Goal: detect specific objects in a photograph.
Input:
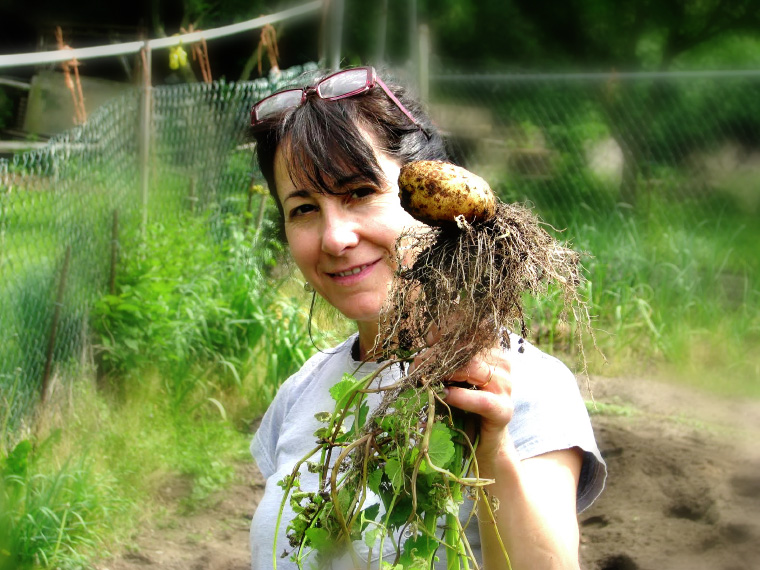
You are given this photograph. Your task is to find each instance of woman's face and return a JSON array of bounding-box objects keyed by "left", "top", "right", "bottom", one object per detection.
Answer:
[{"left": 274, "top": 141, "right": 426, "bottom": 327}]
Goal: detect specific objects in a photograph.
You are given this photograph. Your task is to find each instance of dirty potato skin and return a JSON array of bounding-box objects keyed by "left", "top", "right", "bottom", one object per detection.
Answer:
[{"left": 398, "top": 161, "right": 497, "bottom": 227}]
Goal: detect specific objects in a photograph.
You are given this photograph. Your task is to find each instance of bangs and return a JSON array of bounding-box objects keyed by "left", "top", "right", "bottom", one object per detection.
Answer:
[{"left": 278, "top": 95, "right": 387, "bottom": 195}]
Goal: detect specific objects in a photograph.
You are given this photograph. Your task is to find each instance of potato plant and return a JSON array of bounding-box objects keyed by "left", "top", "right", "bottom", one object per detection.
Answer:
[{"left": 275, "top": 162, "right": 592, "bottom": 569}]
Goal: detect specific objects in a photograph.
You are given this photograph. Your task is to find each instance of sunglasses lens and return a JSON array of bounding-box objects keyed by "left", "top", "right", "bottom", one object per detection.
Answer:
[
  {"left": 318, "top": 68, "right": 370, "bottom": 99},
  {"left": 254, "top": 89, "right": 303, "bottom": 122}
]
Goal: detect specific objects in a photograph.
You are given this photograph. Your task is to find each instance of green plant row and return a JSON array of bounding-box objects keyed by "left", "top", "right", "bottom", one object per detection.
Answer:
[
  {"left": 516, "top": 188, "right": 759, "bottom": 395},
  {"left": 1, "top": 207, "right": 335, "bottom": 569}
]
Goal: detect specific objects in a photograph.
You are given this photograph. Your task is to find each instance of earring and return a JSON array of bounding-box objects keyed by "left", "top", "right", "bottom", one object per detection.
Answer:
[{"left": 304, "top": 282, "right": 314, "bottom": 293}]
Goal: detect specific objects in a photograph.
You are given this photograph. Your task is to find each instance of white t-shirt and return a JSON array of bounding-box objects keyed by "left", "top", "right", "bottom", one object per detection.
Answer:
[{"left": 250, "top": 333, "right": 606, "bottom": 569}]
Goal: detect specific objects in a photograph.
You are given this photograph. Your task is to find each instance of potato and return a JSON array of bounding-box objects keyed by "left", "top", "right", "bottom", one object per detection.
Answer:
[{"left": 398, "top": 161, "right": 496, "bottom": 227}]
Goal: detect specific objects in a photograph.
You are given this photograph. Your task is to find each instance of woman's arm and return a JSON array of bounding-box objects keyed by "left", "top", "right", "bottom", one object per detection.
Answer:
[
  {"left": 442, "top": 348, "right": 584, "bottom": 570},
  {"left": 477, "top": 446, "right": 582, "bottom": 570}
]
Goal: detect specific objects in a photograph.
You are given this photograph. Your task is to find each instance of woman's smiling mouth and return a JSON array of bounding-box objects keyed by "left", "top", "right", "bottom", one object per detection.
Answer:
[{"left": 328, "top": 260, "right": 379, "bottom": 280}]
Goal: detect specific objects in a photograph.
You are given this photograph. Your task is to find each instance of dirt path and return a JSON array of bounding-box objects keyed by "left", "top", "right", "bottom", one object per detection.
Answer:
[
  {"left": 99, "top": 376, "right": 760, "bottom": 570},
  {"left": 579, "top": 376, "right": 760, "bottom": 570},
  {"left": 99, "top": 463, "right": 263, "bottom": 570}
]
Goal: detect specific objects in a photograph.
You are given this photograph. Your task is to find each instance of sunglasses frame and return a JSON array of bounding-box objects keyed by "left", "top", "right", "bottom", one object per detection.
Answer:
[{"left": 250, "top": 66, "right": 430, "bottom": 138}]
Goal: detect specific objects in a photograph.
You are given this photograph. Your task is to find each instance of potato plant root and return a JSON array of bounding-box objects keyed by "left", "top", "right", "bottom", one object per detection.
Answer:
[{"left": 375, "top": 201, "right": 593, "bottom": 412}]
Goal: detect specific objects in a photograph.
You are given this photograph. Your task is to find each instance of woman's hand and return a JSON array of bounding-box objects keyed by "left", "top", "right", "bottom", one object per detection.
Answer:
[
  {"left": 412, "top": 326, "right": 516, "bottom": 474},
  {"left": 414, "top": 330, "right": 583, "bottom": 570},
  {"left": 439, "top": 345, "right": 514, "bottom": 468}
]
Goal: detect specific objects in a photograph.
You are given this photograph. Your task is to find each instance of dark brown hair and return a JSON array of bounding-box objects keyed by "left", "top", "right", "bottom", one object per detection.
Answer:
[{"left": 251, "top": 68, "right": 449, "bottom": 238}]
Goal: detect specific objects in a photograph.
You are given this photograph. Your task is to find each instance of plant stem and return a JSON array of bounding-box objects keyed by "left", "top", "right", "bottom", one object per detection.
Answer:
[
  {"left": 477, "top": 487, "right": 512, "bottom": 570},
  {"left": 273, "top": 445, "right": 322, "bottom": 570},
  {"left": 330, "top": 434, "right": 372, "bottom": 569}
]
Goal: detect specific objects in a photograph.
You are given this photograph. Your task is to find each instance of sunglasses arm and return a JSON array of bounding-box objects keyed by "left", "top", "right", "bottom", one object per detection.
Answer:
[{"left": 375, "top": 77, "right": 432, "bottom": 140}]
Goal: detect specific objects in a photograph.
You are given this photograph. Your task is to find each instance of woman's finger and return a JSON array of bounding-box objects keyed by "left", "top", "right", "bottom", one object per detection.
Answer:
[
  {"left": 449, "top": 348, "right": 511, "bottom": 392},
  {"left": 443, "top": 385, "right": 514, "bottom": 428},
  {"left": 448, "top": 358, "right": 496, "bottom": 390}
]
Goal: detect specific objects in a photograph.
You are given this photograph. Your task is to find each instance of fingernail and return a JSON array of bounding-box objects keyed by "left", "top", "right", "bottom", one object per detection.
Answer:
[{"left": 442, "top": 387, "right": 450, "bottom": 398}]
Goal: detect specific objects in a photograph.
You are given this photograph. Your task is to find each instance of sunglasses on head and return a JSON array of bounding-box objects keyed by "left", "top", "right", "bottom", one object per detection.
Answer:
[{"left": 250, "top": 66, "right": 430, "bottom": 138}]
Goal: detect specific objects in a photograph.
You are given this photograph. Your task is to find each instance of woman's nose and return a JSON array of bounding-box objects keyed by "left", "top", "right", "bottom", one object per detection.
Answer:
[{"left": 321, "top": 212, "right": 359, "bottom": 255}]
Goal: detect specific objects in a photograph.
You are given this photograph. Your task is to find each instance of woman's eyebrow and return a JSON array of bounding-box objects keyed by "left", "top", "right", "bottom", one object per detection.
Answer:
[
  {"left": 284, "top": 174, "right": 374, "bottom": 203},
  {"left": 335, "top": 174, "right": 368, "bottom": 187},
  {"left": 282, "top": 188, "right": 312, "bottom": 203}
]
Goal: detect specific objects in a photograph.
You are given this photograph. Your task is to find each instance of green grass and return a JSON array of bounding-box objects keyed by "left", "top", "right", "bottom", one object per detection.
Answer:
[
  {"left": 0, "top": 428, "right": 132, "bottom": 570},
  {"left": 2, "top": 149, "right": 759, "bottom": 569},
  {"left": 0, "top": 203, "right": 337, "bottom": 569},
  {"left": 523, "top": 192, "right": 760, "bottom": 397}
]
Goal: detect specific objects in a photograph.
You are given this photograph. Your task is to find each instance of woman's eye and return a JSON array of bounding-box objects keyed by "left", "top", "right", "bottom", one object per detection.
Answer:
[
  {"left": 349, "top": 187, "right": 376, "bottom": 200},
  {"left": 289, "top": 204, "right": 316, "bottom": 218}
]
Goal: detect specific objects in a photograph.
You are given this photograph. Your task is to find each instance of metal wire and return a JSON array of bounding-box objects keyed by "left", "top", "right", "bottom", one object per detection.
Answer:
[
  {"left": 430, "top": 70, "right": 760, "bottom": 221},
  {"left": 0, "top": 63, "right": 316, "bottom": 434},
  {"left": 2, "top": 64, "right": 758, "bottom": 435}
]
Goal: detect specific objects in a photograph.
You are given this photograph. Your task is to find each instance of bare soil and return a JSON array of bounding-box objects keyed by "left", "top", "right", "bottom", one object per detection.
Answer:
[{"left": 99, "top": 375, "right": 760, "bottom": 570}]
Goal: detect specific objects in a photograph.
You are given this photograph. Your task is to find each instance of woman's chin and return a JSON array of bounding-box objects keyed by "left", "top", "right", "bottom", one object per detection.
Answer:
[{"left": 336, "top": 304, "right": 382, "bottom": 327}]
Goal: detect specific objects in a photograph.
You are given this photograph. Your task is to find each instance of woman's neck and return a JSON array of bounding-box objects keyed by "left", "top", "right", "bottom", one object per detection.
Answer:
[{"left": 356, "top": 320, "right": 380, "bottom": 361}]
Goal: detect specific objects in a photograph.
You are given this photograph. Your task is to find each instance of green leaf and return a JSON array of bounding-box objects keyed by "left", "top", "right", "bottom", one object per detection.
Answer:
[
  {"left": 367, "top": 468, "right": 384, "bottom": 494},
  {"left": 356, "top": 401, "right": 369, "bottom": 430},
  {"left": 364, "top": 526, "right": 380, "bottom": 549},
  {"left": 361, "top": 503, "right": 380, "bottom": 529},
  {"left": 385, "top": 458, "right": 404, "bottom": 493},
  {"left": 2, "top": 440, "right": 32, "bottom": 477},
  {"left": 427, "top": 423, "right": 455, "bottom": 470},
  {"left": 400, "top": 534, "right": 438, "bottom": 568},
  {"left": 305, "top": 527, "right": 331, "bottom": 551},
  {"left": 117, "top": 302, "right": 142, "bottom": 314},
  {"left": 329, "top": 374, "right": 360, "bottom": 408}
]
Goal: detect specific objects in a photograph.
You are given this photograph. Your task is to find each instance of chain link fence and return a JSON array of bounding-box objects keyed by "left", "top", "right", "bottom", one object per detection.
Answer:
[
  {"left": 3, "top": 64, "right": 759, "bottom": 433},
  {"left": 429, "top": 70, "right": 760, "bottom": 225},
  {"left": 0, "top": 63, "right": 316, "bottom": 433}
]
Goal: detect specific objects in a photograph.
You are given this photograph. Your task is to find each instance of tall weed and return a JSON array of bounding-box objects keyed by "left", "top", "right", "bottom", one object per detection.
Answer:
[
  {"left": 527, "top": 196, "right": 760, "bottom": 395},
  {"left": 0, "top": 432, "right": 128, "bottom": 570},
  {"left": 91, "top": 207, "right": 332, "bottom": 413}
]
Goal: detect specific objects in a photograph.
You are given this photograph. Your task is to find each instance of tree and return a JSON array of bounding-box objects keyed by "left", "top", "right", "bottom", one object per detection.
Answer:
[{"left": 415, "top": 0, "right": 760, "bottom": 205}]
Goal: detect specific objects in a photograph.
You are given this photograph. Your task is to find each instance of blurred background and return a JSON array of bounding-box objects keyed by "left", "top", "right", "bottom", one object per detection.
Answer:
[{"left": 1, "top": 1, "right": 758, "bottom": 569}]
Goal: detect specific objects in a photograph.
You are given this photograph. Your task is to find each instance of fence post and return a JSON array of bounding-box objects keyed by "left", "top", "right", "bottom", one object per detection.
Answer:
[
  {"left": 328, "top": 0, "right": 345, "bottom": 70},
  {"left": 41, "top": 245, "right": 72, "bottom": 403},
  {"left": 409, "top": 0, "right": 418, "bottom": 72},
  {"left": 255, "top": 195, "right": 267, "bottom": 235},
  {"left": 374, "top": 0, "right": 388, "bottom": 65},
  {"left": 188, "top": 176, "right": 197, "bottom": 214},
  {"left": 109, "top": 210, "right": 119, "bottom": 295},
  {"left": 139, "top": 42, "right": 152, "bottom": 239}
]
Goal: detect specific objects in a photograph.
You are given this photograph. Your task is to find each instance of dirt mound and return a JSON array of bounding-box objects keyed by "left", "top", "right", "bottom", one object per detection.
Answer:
[
  {"left": 579, "top": 376, "right": 760, "bottom": 570},
  {"left": 99, "top": 375, "right": 760, "bottom": 570}
]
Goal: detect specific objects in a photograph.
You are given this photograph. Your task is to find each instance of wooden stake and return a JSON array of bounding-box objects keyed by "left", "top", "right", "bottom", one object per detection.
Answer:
[
  {"left": 188, "top": 176, "right": 197, "bottom": 214},
  {"left": 243, "top": 184, "right": 255, "bottom": 235},
  {"left": 328, "top": 0, "right": 345, "bottom": 70},
  {"left": 418, "top": 24, "right": 430, "bottom": 104},
  {"left": 255, "top": 195, "right": 267, "bottom": 235}
]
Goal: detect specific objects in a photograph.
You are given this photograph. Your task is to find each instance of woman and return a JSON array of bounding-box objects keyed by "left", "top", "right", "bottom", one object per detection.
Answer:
[{"left": 248, "top": 66, "right": 606, "bottom": 570}]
